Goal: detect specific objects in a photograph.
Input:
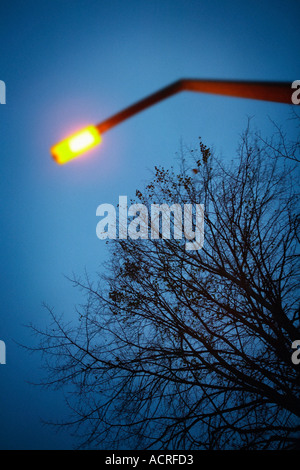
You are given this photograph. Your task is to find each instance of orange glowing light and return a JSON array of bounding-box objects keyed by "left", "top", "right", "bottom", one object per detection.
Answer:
[{"left": 51, "top": 126, "right": 102, "bottom": 164}]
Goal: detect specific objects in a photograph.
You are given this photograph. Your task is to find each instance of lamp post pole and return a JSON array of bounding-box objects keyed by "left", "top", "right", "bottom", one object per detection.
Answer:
[
  {"left": 96, "top": 79, "right": 292, "bottom": 135},
  {"left": 51, "top": 79, "right": 293, "bottom": 164}
]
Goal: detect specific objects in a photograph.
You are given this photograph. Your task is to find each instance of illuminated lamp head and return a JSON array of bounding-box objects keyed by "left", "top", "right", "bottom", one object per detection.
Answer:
[{"left": 51, "top": 125, "right": 102, "bottom": 164}]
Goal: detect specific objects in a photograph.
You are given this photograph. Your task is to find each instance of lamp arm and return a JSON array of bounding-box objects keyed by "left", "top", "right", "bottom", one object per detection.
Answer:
[{"left": 96, "top": 79, "right": 292, "bottom": 134}]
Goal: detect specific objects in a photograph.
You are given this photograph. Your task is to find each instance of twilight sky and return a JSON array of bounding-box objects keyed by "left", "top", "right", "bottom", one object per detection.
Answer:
[{"left": 0, "top": 0, "right": 299, "bottom": 449}]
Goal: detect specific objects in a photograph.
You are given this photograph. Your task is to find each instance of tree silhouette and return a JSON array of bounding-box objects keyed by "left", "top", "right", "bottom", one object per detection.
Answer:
[{"left": 31, "top": 122, "right": 300, "bottom": 450}]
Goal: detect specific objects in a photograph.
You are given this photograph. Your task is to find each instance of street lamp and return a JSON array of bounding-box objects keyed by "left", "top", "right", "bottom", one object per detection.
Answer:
[{"left": 50, "top": 78, "right": 292, "bottom": 164}]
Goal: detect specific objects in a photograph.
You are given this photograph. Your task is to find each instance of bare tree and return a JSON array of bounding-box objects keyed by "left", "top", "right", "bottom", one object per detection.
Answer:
[
  {"left": 30, "top": 123, "right": 300, "bottom": 450},
  {"left": 255, "top": 109, "right": 300, "bottom": 163}
]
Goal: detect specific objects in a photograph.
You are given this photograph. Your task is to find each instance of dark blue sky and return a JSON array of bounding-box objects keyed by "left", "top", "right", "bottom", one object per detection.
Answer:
[{"left": 0, "top": 0, "right": 299, "bottom": 449}]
